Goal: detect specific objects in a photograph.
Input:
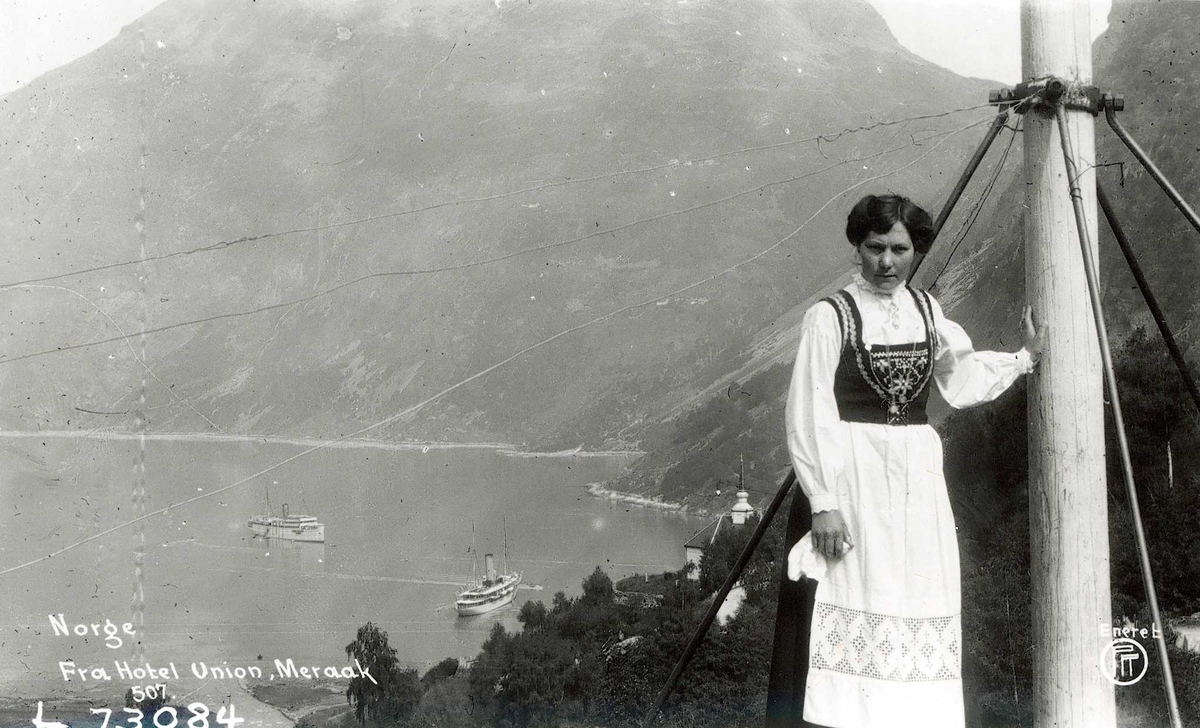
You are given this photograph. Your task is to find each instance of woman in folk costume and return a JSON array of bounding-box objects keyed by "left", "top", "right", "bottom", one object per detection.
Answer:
[{"left": 764, "top": 194, "right": 1045, "bottom": 728}]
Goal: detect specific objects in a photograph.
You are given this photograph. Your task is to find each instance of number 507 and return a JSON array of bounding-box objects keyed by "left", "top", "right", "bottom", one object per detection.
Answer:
[{"left": 129, "top": 685, "right": 167, "bottom": 703}]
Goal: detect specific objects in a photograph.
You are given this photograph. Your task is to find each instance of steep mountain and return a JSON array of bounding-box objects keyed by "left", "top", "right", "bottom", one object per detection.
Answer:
[
  {"left": 610, "top": 0, "right": 1200, "bottom": 510},
  {"left": 937, "top": 0, "right": 1200, "bottom": 353},
  {"left": 0, "top": 0, "right": 994, "bottom": 448}
]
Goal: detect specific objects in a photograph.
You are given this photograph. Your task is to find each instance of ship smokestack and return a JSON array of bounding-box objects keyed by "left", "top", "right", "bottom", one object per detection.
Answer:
[
  {"left": 283, "top": 503, "right": 289, "bottom": 518},
  {"left": 485, "top": 554, "right": 496, "bottom": 582}
]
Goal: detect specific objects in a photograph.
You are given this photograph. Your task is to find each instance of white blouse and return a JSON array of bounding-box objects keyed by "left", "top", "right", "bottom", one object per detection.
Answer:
[{"left": 786, "top": 273, "right": 1033, "bottom": 514}]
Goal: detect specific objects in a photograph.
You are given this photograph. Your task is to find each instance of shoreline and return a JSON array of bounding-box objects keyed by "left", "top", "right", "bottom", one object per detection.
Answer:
[
  {"left": 244, "top": 677, "right": 348, "bottom": 727},
  {"left": 497, "top": 446, "right": 646, "bottom": 459},
  {"left": 0, "top": 430, "right": 645, "bottom": 459},
  {"left": 586, "top": 482, "right": 693, "bottom": 514}
]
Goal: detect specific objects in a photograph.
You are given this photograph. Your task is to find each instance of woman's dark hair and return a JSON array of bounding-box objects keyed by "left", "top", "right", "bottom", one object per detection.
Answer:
[{"left": 845, "top": 194, "right": 935, "bottom": 254}]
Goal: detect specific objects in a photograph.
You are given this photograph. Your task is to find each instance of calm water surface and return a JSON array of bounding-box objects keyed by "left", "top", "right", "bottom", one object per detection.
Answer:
[{"left": 0, "top": 438, "right": 702, "bottom": 692}]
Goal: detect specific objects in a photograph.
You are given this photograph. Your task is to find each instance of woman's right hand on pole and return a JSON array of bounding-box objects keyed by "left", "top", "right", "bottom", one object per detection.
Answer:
[
  {"left": 811, "top": 509, "right": 853, "bottom": 559},
  {"left": 1023, "top": 305, "right": 1048, "bottom": 363}
]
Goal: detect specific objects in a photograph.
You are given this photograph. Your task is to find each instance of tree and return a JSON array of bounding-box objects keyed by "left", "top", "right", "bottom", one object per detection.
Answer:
[
  {"left": 1106, "top": 327, "right": 1200, "bottom": 616},
  {"left": 696, "top": 513, "right": 785, "bottom": 608},
  {"left": 468, "top": 622, "right": 513, "bottom": 717},
  {"left": 491, "top": 630, "right": 577, "bottom": 726},
  {"left": 582, "top": 566, "right": 615, "bottom": 606},
  {"left": 344, "top": 622, "right": 422, "bottom": 725},
  {"left": 421, "top": 657, "right": 460, "bottom": 689},
  {"left": 518, "top": 600, "right": 549, "bottom": 630},
  {"left": 408, "top": 673, "right": 476, "bottom": 728}
]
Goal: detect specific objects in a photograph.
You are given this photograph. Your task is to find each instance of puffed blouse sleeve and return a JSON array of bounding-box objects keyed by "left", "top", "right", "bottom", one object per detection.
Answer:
[
  {"left": 930, "top": 295, "right": 1034, "bottom": 409},
  {"left": 786, "top": 301, "right": 846, "bottom": 515}
]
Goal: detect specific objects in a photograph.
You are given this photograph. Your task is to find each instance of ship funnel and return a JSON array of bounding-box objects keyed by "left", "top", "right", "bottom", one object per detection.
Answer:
[
  {"left": 485, "top": 554, "right": 496, "bottom": 581},
  {"left": 282, "top": 503, "right": 290, "bottom": 517}
]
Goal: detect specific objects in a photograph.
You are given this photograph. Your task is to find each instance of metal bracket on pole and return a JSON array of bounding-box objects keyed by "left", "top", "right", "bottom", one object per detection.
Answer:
[{"left": 990, "top": 77, "right": 1114, "bottom": 115}]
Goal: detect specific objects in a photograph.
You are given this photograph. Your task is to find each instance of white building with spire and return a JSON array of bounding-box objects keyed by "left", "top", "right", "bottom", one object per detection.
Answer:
[{"left": 683, "top": 479, "right": 758, "bottom": 580}]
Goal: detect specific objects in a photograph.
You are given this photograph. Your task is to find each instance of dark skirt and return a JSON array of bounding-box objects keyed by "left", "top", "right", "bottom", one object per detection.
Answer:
[{"left": 764, "top": 488, "right": 829, "bottom": 728}]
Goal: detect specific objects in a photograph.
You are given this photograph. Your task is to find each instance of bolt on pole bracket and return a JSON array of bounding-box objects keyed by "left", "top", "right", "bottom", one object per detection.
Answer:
[{"left": 989, "top": 76, "right": 1118, "bottom": 115}]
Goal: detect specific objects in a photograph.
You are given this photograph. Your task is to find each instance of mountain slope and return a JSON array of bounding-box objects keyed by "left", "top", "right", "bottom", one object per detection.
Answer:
[
  {"left": 0, "top": 0, "right": 994, "bottom": 448},
  {"left": 609, "top": 0, "right": 1200, "bottom": 509}
]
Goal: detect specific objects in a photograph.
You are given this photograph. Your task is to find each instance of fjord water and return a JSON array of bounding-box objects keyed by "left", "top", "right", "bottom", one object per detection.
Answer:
[{"left": 0, "top": 438, "right": 701, "bottom": 692}]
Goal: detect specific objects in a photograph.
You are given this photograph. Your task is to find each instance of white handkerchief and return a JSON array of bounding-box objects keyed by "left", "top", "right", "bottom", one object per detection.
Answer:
[{"left": 787, "top": 533, "right": 827, "bottom": 582}]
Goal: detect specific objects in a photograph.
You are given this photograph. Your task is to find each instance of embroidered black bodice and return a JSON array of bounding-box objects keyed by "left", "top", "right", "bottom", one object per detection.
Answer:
[{"left": 823, "top": 288, "right": 938, "bottom": 426}]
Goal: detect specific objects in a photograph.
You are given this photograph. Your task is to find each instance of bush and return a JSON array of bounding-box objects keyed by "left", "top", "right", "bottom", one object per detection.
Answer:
[
  {"left": 422, "top": 657, "right": 460, "bottom": 689},
  {"left": 407, "top": 672, "right": 481, "bottom": 728}
]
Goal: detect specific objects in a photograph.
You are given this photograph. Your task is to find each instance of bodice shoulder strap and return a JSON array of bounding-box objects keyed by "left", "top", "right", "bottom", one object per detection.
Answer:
[
  {"left": 907, "top": 287, "right": 938, "bottom": 359},
  {"left": 820, "top": 289, "right": 858, "bottom": 349}
]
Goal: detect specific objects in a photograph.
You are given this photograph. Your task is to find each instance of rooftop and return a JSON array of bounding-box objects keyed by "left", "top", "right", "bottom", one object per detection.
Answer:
[{"left": 684, "top": 515, "right": 729, "bottom": 550}]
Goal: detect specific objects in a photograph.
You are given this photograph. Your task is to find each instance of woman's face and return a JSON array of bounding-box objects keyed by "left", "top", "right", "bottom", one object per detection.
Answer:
[{"left": 857, "top": 221, "right": 914, "bottom": 292}]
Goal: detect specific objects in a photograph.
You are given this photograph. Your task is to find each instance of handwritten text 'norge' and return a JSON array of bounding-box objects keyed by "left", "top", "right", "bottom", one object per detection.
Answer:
[{"left": 48, "top": 614, "right": 136, "bottom": 650}]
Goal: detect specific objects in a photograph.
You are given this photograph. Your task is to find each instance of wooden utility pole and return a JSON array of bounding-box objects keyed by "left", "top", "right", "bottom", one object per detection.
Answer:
[{"left": 1021, "top": 1, "right": 1116, "bottom": 726}]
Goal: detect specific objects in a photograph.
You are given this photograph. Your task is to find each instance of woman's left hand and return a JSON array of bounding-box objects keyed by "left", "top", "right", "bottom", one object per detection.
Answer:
[{"left": 1023, "top": 305, "right": 1047, "bottom": 363}]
